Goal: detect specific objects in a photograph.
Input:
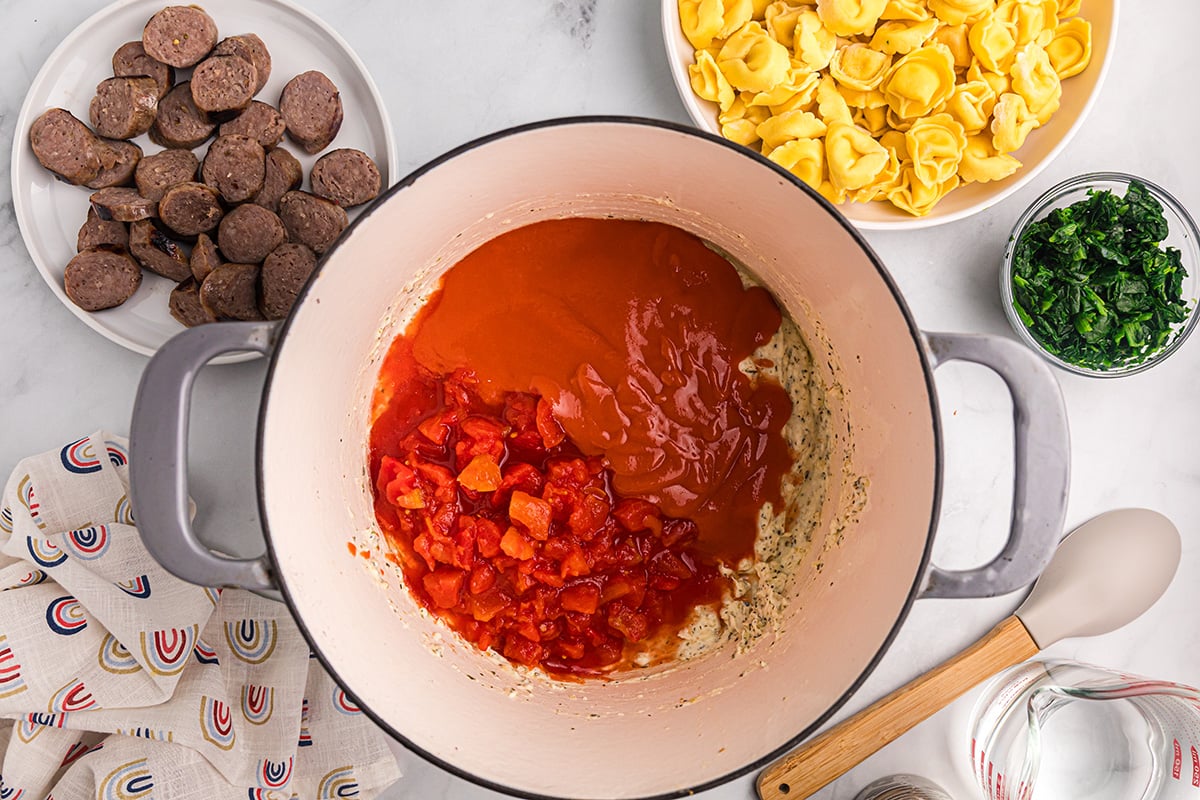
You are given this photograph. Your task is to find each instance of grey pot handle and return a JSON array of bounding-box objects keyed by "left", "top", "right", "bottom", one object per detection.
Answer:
[
  {"left": 129, "top": 322, "right": 278, "bottom": 595},
  {"left": 919, "top": 331, "right": 1070, "bottom": 599}
]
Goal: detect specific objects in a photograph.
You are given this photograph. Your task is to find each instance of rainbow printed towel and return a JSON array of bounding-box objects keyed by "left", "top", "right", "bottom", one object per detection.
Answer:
[{"left": 0, "top": 432, "right": 401, "bottom": 799}]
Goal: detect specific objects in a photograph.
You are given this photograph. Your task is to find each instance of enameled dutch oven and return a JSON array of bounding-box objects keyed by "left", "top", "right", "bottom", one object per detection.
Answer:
[{"left": 129, "top": 118, "right": 1070, "bottom": 800}]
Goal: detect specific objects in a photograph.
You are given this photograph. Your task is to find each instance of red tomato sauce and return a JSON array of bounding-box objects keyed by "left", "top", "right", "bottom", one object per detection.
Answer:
[{"left": 368, "top": 218, "right": 792, "bottom": 675}]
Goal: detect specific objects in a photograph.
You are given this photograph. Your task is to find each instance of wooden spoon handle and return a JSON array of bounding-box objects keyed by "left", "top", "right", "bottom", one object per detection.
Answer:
[{"left": 756, "top": 615, "right": 1040, "bottom": 800}]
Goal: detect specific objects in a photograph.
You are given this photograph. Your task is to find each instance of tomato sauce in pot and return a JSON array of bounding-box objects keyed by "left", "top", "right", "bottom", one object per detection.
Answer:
[{"left": 368, "top": 218, "right": 794, "bottom": 676}]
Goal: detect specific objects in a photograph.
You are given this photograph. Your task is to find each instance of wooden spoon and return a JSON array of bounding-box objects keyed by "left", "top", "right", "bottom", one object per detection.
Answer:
[{"left": 756, "top": 508, "right": 1181, "bottom": 800}]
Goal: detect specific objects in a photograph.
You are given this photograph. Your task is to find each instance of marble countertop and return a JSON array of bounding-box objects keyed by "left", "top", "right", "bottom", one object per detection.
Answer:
[{"left": 1, "top": 2, "right": 1197, "bottom": 799}]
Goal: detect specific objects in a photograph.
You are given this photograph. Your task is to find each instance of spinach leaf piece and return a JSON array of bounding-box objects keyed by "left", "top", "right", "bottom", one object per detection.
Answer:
[{"left": 1010, "top": 180, "right": 1191, "bottom": 370}]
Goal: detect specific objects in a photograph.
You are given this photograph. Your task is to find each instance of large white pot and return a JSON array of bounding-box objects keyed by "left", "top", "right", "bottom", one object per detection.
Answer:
[{"left": 130, "top": 118, "right": 1069, "bottom": 800}]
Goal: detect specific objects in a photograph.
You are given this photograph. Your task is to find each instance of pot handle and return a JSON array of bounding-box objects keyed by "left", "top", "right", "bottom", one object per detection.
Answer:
[
  {"left": 919, "top": 331, "right": 1070, "bottom": 599},
  {"left": 129, "top": 321, "right": 279, "bottom": 595}
]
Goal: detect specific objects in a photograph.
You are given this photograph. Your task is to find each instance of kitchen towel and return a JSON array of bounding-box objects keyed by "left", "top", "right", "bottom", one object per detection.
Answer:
[{"left": 0, "top": 431, "right": 402, "bottom": 799}]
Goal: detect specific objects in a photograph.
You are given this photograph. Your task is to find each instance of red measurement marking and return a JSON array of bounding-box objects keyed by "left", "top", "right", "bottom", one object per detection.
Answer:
[
  {"left": 1191, "top": 745, "right": 1199, "bottom": 787},
  {"left": 1173, "top": 739, "right": 1182, "bottom": 780}
]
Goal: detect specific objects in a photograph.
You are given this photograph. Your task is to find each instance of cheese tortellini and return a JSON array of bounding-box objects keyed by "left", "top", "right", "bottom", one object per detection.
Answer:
[{"left": 679, "top": 0, "right": 1094, "bottom": 216}]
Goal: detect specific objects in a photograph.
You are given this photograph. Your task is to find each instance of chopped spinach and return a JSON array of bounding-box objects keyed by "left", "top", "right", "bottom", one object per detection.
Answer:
[{"left": 1010, "top": 180, "right": 1191, "bottom": 371}]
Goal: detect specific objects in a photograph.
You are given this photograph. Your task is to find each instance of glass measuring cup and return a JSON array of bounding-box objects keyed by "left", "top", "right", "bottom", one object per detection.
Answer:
[{"left": 969, "top": 659, "right": 1200, "bottom": 800}]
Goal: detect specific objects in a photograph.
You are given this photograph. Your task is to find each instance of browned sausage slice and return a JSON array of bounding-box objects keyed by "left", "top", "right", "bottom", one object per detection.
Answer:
[
  {"left": 135, "top": 148, "right": 199, "bottom": 202},
  {"left": 30, "top": 108, "right": 103, "bottom": 186},
  {"left": 311, "top": 148, "right": 382, "bottom": 208},
  {"left": 260, "top": 242, "right": 316, "bottom": 320},
  {"left": 151, "top": 83, "right": 216, "bottom": 150},
  {"left": 202, "top": 133, "right": 265, "bottom": 204},
  {"left": 170, "top": 277, "right": 217, "bottom": 327},
  {"left": 212, "top": 34, "right": 271, "bottom": 94},
  {"left": 217, "top": 204, "right": 286, "bottom": 264},
  {"left": 253, "top": 147, "right": 302, "bottom": 213},
  {"left": 190, "top": 55, "right": 257, "bottom": 121},
  {"left": 142, "top": 6, "right": 219, "bottom": 68},
  {"left": 113, "top": 41, "right": 175, "bottom": 100},
  {"left": 77, "top": 208, "right": 129, "bottom": 252},
  {"left": 200, "top": 263, "right": 262, "bottom": 320},
  {"left": 219, "top": 101, "right": 285, "bottom": 149},
  {"left": 190, "top": 232, "right": 222, "bottom": 281},
  {"left": 85, "top": 139, "right": 143, "bottom": 190},
  {"left": 64, "top": 245, "right": 142, "bottom": 311},
  {"left": 279, "top": 71, "right": 343, "bottom": 154},
  {"left": 278, "top": 191, "right": 348, "bottom": 255},
  {"left": 129, "top": 219, "right": 191, "bottom": 281},
  {"left": 89, "top": 76, "right": 159, "bottom": 140},
  {"left": 158, "top": 181, "right": 223, "bottom": 236},
  {"left": 90, "top": 187, "right": 157, "bottom": 222}
]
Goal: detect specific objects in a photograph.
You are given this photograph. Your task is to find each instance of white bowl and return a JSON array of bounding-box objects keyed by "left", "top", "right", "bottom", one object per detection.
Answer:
[{"left": 660, "top": 0, "right": 1118, "bottom": 230}]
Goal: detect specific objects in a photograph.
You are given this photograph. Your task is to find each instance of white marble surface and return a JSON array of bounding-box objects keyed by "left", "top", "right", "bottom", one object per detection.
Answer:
[{"left": 1, "top": 2, "right": 1198, "bottom": 799}]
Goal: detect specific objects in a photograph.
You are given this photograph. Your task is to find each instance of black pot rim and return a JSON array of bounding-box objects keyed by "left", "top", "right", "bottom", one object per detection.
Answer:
[{"left": 255, "top": 115, "right": 944, "bottom": 800}]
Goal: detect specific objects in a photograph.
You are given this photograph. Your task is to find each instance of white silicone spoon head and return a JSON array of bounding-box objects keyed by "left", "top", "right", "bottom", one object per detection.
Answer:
[{"left": 1016, "top": 508, "right": 1180, "bottom": 649}]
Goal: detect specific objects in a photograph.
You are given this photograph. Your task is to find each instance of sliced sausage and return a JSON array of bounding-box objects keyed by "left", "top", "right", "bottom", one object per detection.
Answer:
[
  {"left": 129, "top": 219, "right": 191, "bottom": 281},
  {"left": 134, "top": 148, "right": 199, "bottom": 202},
  {"left": 279, "top": 71, "right": 343, "bottom": 154},
  {"left": 218, "top": 204, "right": 285, "bottom": 264},
  {"left": 158, "top": 181, "right": 223, "bottom": 236},
  {"left": 85, "top": 139, "right": 143, "bottom": 190},
  {"left": 310, "top": 148, "right": 382, "bottom": 208},
  {"left": 112, "top": 40, "right": 174, "bottom": 100},
  {"left": 260, "top": 242, "right": 316, "bottom": 319},
  {"left": 30, "top": 108, "right": 103, "bottom": 185},
  {"left": 278, "top": 191, "right": 348, "bottom": 255},
  {"left": 90, "top": 187, "right": 156, "bottom": 222},
  {"left": 200, "top": 262, "right": 262, "bottom": 320},
  {"left": 64, "top": 245, "right": 142, "bottom": 311},
  {"left": 169, "top": 277, "right": 217, "bottom": 327},
  {"left": 89, "top": 76, "right": 159, "bottom": 140},
  {"left": 253, "top": 147, "right": 302, "bottom": 213},
  {"left": 150, "top": 82, "right": 216, "bottom": 150},
  {"left": 219, "top": 101, "right": 285, "bottom": 149},
  {"left": 77, "top": 208, "right": 128, "bottom": 252},
  {"left": 212, "top": 34, "right": 271, "bottom": 94},
  {"left": 190, "top": 55, "right": 257, "bottom": 121},
  {"left": 190, "top": 232, "right": 222, "bottom": 281},
  {"left": 201, "top": 134, "right": 265, "bottom": 203},
  {"left": 142, "top": 6, "right": 218, "bottom": 68}
]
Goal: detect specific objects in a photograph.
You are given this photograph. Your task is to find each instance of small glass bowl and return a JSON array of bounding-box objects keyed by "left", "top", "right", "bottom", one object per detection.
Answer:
[{"left": 1001, "top": 172, "right": 1200, "bottom": 377}]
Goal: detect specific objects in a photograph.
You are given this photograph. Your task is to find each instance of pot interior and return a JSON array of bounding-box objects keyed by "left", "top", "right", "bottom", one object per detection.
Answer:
[{"left": 259, "top": 120, "right": 939, "bottom": 799}]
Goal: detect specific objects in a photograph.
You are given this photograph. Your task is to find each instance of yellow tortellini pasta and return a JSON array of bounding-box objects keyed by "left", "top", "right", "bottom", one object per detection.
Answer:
[
  {"left": 881, "top": 43, "right": 957, "bottom": 119},
  {"left": 718, "top": 22, "right": 793, "bottom": 91},
  {"left": 825, "top": 121, "right": 892, "bottom": 191},
  {"left": 1010, "top": 43, "right": 1062, "bottom": 124},
  {"left": 830, "top": 43, "right": 893, "bottom": 90},
  {"left": 679, "top": 0, "right": 1094, "bottom": 216},
  {"left": 816, "top": 0, "right": 889, "bottom": 36},
  {"left": 870, "top": 18, "right": 940, "bottom": 54},
  {"left": 1045, "top": 17, "right": 1091, "bottom": 79}
]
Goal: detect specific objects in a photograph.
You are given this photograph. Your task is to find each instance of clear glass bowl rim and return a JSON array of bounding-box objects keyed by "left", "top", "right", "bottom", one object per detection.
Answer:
[{"left": 1000, "top": 171, "right": 1200, "bottom": 378}]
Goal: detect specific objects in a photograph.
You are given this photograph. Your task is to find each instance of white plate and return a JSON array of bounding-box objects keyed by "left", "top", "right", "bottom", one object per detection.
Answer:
[
  {"left": 660, "top": 0, "right": 1117, "bottom": 230},
  {"left": 12, "top": 0, "right": 399, "bottom": 363}
]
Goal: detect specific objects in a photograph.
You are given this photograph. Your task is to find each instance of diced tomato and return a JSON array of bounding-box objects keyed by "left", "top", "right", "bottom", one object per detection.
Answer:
[
  {"left": 497, "top": 462, "right": 544, "bottom": 497},
  {"left": 607, "top": 603, "right": 649, "bottom": 642},
  {"left": 474, "top": 518, "right": 503, "bottom": 558},
  {"left": 423, "top": 568, "right": 465, "bottom": 609},
  {"left": 613, "top": 498, "right": 661, "bottom": 533},
  {"left": 417, "top": 415, "right": 450, "bottom": 445},
  {"left": 560, "top": 546, "right": 591, "bottom": 578},
  {"left": 500, "top": 527, "right": 536, "bottom": 560},
  {"left": 556, "top": 639, "right": 586, "bottom": 660},
  {"left": 458, "top": 453, "right": 501, "bottom": 492},
  {"left": 660, "top": 519, "right": 698, "bottom": 548},
  {"left": 469, "top": 563, "right": 497, "bottom": 595},
  {"left": 560, "top": 582, "right": 601, "bottom": 615},
  {"left": 509, "top": 491, "right": 553, "bottom": 540},
  {"left": 412, "top": 457, "right": 456, "bottom": 503},
  {"left": 503, "top": 634, "right": 544, "bottom": 666},
  {"left": 601, "top": 573, "right": 646, "bottom": 608},
  {"left": 532, "top": 567, "right": 565, "bottom": 588},
  {"left": 568, "top": 492, "right": 610, "bottom": 538},
  {"left": 535, "top": 398, "right": 566, "bottom": 448},
  {"left": 651, "top": 550, "right": 694, "bottom": 580},
  {"left": 470, "top": 587, "right": 510, "bottom": 622}
]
